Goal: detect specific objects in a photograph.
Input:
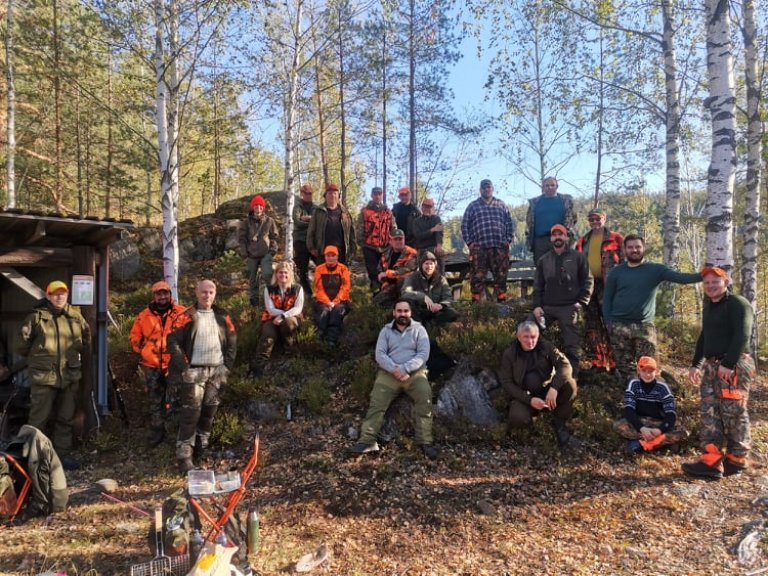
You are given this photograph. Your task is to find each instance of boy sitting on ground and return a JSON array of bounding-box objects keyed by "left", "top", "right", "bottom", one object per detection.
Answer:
[{"left": 613, "top": 356, "right": 688, "bottom": 455}]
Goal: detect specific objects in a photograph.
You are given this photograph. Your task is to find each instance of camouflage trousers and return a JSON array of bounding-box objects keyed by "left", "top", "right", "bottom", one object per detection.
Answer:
[
  {"left": 142, "top": 367, "right": 168, "bottom": 431},
  {"left": 613, "top": 417, "right": 689, "bottom": 448},
  {"left": 176, "top": 365, "right": 229, "bottom": 459},
  {"left": 698, "top": 355, "right": 754, "bottom": 458},
  {"left": 609, "top": 321, "right": 656, "bottom": 377},
  {"left": 469, "top": 245, "right": 509, "bottom": 299},
  {"left": 583, "top": 280, "right": 615, "bottom": 370}
]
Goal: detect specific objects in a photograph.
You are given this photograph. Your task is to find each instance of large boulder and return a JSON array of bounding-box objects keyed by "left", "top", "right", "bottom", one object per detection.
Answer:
[
  {"left": 109, "top": 236, "right": 142, "bottom": 281},
  {"left": 435, "top": 362, "right": 501, "bottom": 426}
]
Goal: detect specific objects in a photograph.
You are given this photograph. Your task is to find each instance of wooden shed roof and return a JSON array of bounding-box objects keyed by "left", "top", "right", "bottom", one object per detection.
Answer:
[{"left": 0, "top": 209, "right": 134, "bottom": 249}]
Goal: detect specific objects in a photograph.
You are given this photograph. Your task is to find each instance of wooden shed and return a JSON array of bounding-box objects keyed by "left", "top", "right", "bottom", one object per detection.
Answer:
[{"left": 0, "top": 210, "right": 133, "bottom": 439}]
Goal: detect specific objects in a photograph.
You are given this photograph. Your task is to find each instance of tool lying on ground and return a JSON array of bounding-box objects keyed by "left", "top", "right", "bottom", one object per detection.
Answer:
[{"left": 131, "top": 507, "right": 190, "bottom": 576}]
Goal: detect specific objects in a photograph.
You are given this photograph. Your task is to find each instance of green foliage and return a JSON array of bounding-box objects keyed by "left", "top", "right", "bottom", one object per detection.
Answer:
[
  {"left": 224, "top": 367, "right": 264, "bottom": 407},
  {"left": 440, "top": 319, "right": 517, "bottom": 370},
  {"left": 348, "top": 355, "right": 379, "bottom": 402},
  {"left": 212, "top": 410, "right": 243, "bottom": 447},
  {"left": 297, "top": 376, "right": 332, "bottom": 415}
]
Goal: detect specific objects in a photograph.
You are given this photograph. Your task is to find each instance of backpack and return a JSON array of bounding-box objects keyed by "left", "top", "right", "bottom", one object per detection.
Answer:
[
  {"left": 1, "top": 425, "right": 68, "bottom": 519},
  {"left": 0, "top": 455, "right": 17, "bottom": 518}
]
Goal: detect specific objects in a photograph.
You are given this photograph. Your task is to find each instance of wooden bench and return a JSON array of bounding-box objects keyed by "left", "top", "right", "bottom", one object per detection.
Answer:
[{"left": 444, "top": 253, "right": 535, "bottom": 301}]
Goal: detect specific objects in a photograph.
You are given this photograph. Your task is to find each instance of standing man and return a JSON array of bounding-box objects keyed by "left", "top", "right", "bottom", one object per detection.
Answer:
[
  {"left": 129, "top": 280, "right": 186, "bottom": 447},
  {"left": 682, "top": 267, "right": 755, "bottom": 479},
  {"left": 603, "top": 234, "right": 700, "bottom": 381},
  {"left": 409, "top": 197, "right": 445, "bottom": 272},
  {"left": 499, "top": 321, "right": 580, "bottom": 452},
  {"left": 525, "top": 176, "right": 577, "bottom": 263},
  {"left": 313, "top": 245, "right": 352, "bottom": 346},
  {"left": 402, "top": 251, "right": 458, "bottom": 329},
  {"left": 17, "top": 281, "right": 91, "bottom": 469},
  {"left": 532, "top": 224, "right": 593, "bottom": 377},
  {"left": 392, "top": 186, "right": 420, "bottom": 247},
  {"left": 461, "top": 178, "right": 516, "bottom": 302},
  {"left": 372, "top": 229, "right": 418, "bottom": 307},
  {"left": 575, "top": 208, "right": 624, "bottom": 372},
  {"left": 348, "top": 299, "right": 437, "bottom": 459},
  {"left": 293, "top": 184, "right": 317, "bottom": 297},
  {"left": 168, "top": 279, "right": 237, "bottom": 474},
  {"left": 239, "top": 195, "right": 279, "bottom": 306},
  {"left": 307, "top": 183, "right": 356, "bottom": 265},
  {"left": 358, "top": 186, "right": 394, "bottom": 291}
]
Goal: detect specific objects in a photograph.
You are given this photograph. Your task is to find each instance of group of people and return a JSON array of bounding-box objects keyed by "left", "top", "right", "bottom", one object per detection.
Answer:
[{"left": 3, "top": 177, "right": 753, "bottom": 481}]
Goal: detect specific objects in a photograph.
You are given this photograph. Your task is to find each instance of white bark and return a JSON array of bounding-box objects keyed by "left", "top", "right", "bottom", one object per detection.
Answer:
[
  {"left": 282, "top": 0, "right": 303, "bottom": 263},
  {"left": 740, "top": 0, "right": 761, "bottom": 306},
  {"left": 661, "top": 0, "right": 681, "bottom": 270},
  {"left": 155, "top": 0, "right": 180, "bottom": 299},
  {"left": 704, "top": 0, "right": 736, "bottom": 269},
  {"left": 5, "top": 0, "right": 15, "bottom": 209}
]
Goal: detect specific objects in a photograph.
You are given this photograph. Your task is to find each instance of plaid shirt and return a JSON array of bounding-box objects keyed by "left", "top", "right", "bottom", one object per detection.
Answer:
[{"left": 461, "top": 197, "right": 515, "bottom": 247}]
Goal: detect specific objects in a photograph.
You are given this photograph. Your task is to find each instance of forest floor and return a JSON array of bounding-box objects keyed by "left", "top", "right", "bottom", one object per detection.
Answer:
[{"left": 1, "top": 275, "right": 766, "bottom": 575}]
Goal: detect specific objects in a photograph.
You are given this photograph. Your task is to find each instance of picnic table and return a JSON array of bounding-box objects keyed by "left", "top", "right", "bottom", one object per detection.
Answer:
[{"left": 443, "top": 252, "right": 536, "bottom": 300}]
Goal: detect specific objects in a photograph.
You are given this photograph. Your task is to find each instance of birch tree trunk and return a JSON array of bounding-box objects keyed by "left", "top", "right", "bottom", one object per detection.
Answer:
[
  {"left": 740, "top": 0, "right": 761, "bottom": 305},
  {"left": 5, "top": 0, "right": 15, "bottom": 209},
  {"left": 703, "top": 0, "right": 736, "bottom": 269},
  {"left": 408, "top": 0, "right": 416, "bottom": 195},
  {"left": 155, "top": 0, "right": 180, "bottom": 299},
  {"left": 661, "top": 0, "right": 682, "bottom": 269},
  {"left": 282, "top": 0, "right": 303, "bottom": 262},
  {"left": 52, "top": 0, "right": 64, "bottom": 211}
]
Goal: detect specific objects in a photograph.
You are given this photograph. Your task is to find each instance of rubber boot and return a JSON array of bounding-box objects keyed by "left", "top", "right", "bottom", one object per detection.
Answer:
[{"left": 682, "top": 443, "right": 724, "bottom": 479}]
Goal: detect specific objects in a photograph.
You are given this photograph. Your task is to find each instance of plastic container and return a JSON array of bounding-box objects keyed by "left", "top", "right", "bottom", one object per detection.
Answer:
[
  {"left": 214, "top": 471, "right": 241, "bottom": 494},
  {"left": 187, "top": 470, "right": 215, "bottom": 496}
]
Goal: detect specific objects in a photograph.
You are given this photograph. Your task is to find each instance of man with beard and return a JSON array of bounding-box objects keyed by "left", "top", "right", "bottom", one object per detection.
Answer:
[
  {"left": 130, "top": 280, "right": 186, "bottom": 447},
  {"left": 348, "top": 299, "right": 437, "bottom": 460},
  {"left": 575, "top": 208, "right": 624, "bottom": 373},
  {"left": 532, "top": 224, "right": 593, "bottom": 378},
  {"left": 307, "top": 183, "right": 356, "bottom": 265},
  {"left": 603, "top": 234, "right": 700, "bottom": 382},
  {"left": 499, "top": 320, "right": 580, "bottom": 452},
  {"left": 682, "top": 267, "right": 755, "bottom": 479},
  {"left": 525, "top": 176, "right": 577, "bottom": 263},
  {"left": 392, "top": 186, "right": 420, "bottom": 247},
  {"left": 461, "top": 178, "right": 516, "bottom": 302}
]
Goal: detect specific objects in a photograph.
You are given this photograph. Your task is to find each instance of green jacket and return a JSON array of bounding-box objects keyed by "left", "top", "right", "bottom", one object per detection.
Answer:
[
  {"left": 499, "top": 338, "right": 574, "bottom": 405},
  {"left": 16, "top": 299, "right": 91, "bottom": 387},
  {"left": 306, "top": 202, "right": 357, "bottom": 257},
  {"left": 402, "top": 270, "right": 453, "bottom": 307}
]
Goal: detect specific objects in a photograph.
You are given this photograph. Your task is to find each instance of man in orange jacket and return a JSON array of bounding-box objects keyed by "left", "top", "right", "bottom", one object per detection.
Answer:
[
  {"left": 313, "top": 245, "right": 352, "bottom": 346},
  {"left": 130, "top": 280, "right": 186, "bottom": 447}
]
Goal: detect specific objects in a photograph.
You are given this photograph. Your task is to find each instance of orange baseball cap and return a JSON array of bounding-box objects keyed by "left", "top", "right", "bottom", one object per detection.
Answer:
[
  {"left": 550, "top": 224, "right": 568, "bottom": 235},
  {"left": 152, "top": 281, "right": 171, "bottom": 292},
  {"left": 324, "top": 245, "right": 339, "bottom": 256},
  {"left": 46, "top": 280, "right": 68, "bottom": 294},
  {"left": 700, "top": 266, "right": 728, "bottom": 279},
  {"left": 637, "top": 356, "right": 657, "bottom": 370}
]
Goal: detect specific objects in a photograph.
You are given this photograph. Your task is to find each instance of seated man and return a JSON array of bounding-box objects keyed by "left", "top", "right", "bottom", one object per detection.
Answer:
[
  {"left": 401, "top": 252, "right": 457, "bottom": 329},
  {"left": 499, "top": 320, "right": 580, "bottom": 452},
  {"left": 614, "top": 356, "right": 688, "bottom": 455},
  {"left": 348, "top": 299, "right": 438, "bottom": 460},
  {"left": 372, "top": 229, "right": 418, "bottom": 307},
  {"left": 313, "top": 245, "right": 351, "bottom": 347}
]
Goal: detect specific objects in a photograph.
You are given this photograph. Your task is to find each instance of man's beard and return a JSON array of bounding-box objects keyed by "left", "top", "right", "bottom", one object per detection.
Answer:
[
  {"left": 395, "top": 316, "right": 411, "bottom": 327},
  {"left": 552, "top": 239, "right": 565, "bottom": 249},
  {"left": 627, "top": 252, "right": 643, "bottom": 263}
]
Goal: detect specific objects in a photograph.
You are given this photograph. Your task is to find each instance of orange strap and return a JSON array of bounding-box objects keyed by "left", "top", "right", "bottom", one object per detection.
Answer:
[
  {"left": 725, "top": 453, "right": 746, "bottom": 465},
  {"left": 700, "top": 443, "right": 723, "bottom": 466},
  {"left": 639, "top": 433, "right": 666, "bottom": 451}
]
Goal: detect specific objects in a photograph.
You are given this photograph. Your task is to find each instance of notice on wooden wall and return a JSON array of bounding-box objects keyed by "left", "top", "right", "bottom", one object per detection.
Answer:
[{"left": 71, "top": 274, "right": 94, "bottom": 306}]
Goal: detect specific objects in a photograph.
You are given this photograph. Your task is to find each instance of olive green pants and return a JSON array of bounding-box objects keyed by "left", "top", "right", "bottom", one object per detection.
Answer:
[
  {"left": 28, "top": 381, "right": 78, "bottom": 453},
  {"left": 359, "top": 368, "right": 433, "bottom": 445}
]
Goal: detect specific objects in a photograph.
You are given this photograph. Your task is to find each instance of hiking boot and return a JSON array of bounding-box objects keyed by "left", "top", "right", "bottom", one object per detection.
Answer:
[
  {"left": 60, "top": 455, "right": 81, "bottom": 471},
  {"left": 624, "top": 440, "right": 644, "bottom": 456},
  {"left": 347, "top": 441, "right": 380, "bottom": 455},
  {"left": 178, "top": 457, "right": 195, "bottom": 476},
  {"left": 420, "top": 444, "right": 439, "bottom": 460},
  {"left": 723, "top": 459, "right": 746, "bottom": 477},
  {"left": 681, "top": 459, "right": 723, "bottom": 479},
  {"left": 147, "top": 427, "right": 165, "bottom": 448}
]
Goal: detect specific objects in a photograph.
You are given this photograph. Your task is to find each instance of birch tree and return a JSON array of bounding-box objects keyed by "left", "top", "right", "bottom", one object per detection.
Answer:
[
  {"left": 739, "top": 0, "right": 761, "bottom": 306},
  {"left": 703, "top": 0, "right": 736, "bottom": 269},
  {"left": 4, "top": 0, "right": 15, "bottom": 208}
]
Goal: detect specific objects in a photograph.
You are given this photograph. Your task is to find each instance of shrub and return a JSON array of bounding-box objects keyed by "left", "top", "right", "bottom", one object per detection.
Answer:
[{"left": 212, "top": 410, "right": 243, "bottom": 446}]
